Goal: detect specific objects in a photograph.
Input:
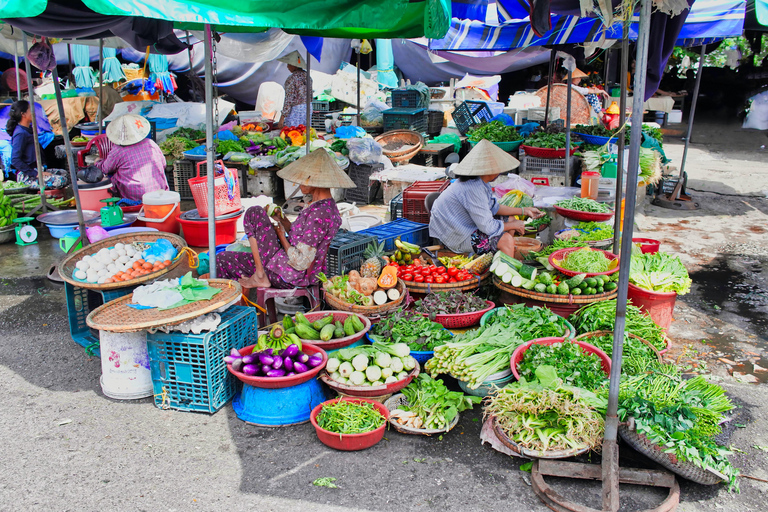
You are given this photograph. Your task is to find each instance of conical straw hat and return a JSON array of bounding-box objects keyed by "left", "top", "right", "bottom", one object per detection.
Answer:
[
  {"left": 452, "top": 139, "right": 520, "bottom": 176},
  {"left": 277, "top": 50, "right": 307, "bottom": 69},
  {"left": 106, "top": 114, "right": 151, "bottom": 146},
  {"left": 277, "top": 149, "right": 357, "bottom": 189},
  {"left": 572, "top": 68, "right": 588, "bottom": 79}
]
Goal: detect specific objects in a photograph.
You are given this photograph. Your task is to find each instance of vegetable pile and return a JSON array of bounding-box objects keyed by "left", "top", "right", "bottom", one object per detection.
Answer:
[
  {"left": 326, "top": 342, "right": 416, "bottom": 387},
  {"left": 413, "top": 290, "right": 489, "bottom": 316},
  {"left": 557, "top": 221, "right": 613, "bottom": 242},
  {"left": 578, "top": 333, "right": 658, "bottom": 376},
  {"left": 0, "top": 187, "right": 19, "bottom": 228},
  {"left": 173, "top": 127, "right": 206, "bottom": 140},
  {"left": 316, "top": 400, "right": 386, "bottom": 434},
  {"left": 425, "top": 304, "right": 568, "bottom": 388},
  {"left": 528, "top": 239, "right": 589, "bottom": 261},
  {"left": 370, "top": 308, "right": 452, "bottom": 352},
  {"left": 287, "top": 312, "right": 366, "bottom": 342},
  {"left": 523, "top": 132, "right": 568, "bottom": 149},
  {"left": 569, "top": 299, "right": 667, "bottom": 353},
  {"left": 0, "top": 180, "right": 26, "bottom": 190},
  {"left": 524, "top": 214, "right": 551, "bottom": 231},
  {"left": 396, "top": 260, "right": 485, "bottom": 284},
  {"left": 517, "top": 341, "right": 606, "bottom": 390},
  {"left": 391, "top": 374, "right": 480, "bottom": 430},
  {"left": 319, "top": 272, "right": 401, "bottom": 307},
  {"left": 556, "top": 248, "right": 613, "bottom": 274},
  {"left": 574, "top": 124, "right": 629, "bottom": 144},
  {"left": 225, "top": 342, "right": 323, "bottom": 378},
  {"left": 467, "top": 121, "right": 522, "bottom": 143},
  {"left": 554, "top": 197, "right": 613, "bottom": 213},
  {"left": 629, "top": 250, "right": 691, "bottom": 294},
  {"left": 485, "top": 365, "right": 606, "bottom": 452},
  {"left": 159, "top": 136, "right": 198, "bottom": 163}
]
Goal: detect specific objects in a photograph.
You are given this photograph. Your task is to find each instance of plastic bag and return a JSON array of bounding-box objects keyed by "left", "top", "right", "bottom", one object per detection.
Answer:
[
  {"left": 743, "top": 91, "right": 768, "bottom": 130},
  {"left": 517, "top": 122, "right": 540, "bottom": 137},
  {"left": 223, "top": 151, "right": 252, "bottom": 163},
  {"left": 27, "top": 39, "right": 56, "bottom": 71},
  {"left": 429, "top": 133, "right": 461, "bottom": 152},
  {"left": 76, "top": 165, "right": 104, "bottom": 183},
  {"left": 494, "top": 175, "right": 536, "bottom": 198},
  {"left": 640, "top": 132, "right": 670, "bottom": 164},
  {"left": 335, "top": 125, "right": 366, "bottom": 139},
  {"left": 360, "top": 107, "right": 384, "bottom": 128},
  {"left": 498, "top": 190, "right": 534, "bottom": 208},
  {"left": 248, "top": 155, "right": 277, "bottom": 169},
  {"left": 346, "top": 137, "right": 382, "bottom": 165},
  {"left": 142, "top": 238, "right": 178, "bottom": 264},
  {"left": 489, "top": 113, "right": 515, "bottom": 126}
]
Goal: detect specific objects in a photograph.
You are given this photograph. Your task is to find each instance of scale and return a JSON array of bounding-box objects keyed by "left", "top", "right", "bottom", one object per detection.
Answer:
[
  {"left": 652, "top": 171, "right": 699, "bottom": 210},
  {"left": 14, "top": 217, "right": 38, "bottom": 245},
  {"left": 100, "top": 198, "right": 124, "bottom": 227}
]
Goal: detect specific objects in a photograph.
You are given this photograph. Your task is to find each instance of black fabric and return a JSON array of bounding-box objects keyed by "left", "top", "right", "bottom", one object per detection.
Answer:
[
  {"left": 530, "top": 0, "right": 553, "bottom": 37},
  {"left": 3, "top": 0, "right": 188, "bottom": 55}
]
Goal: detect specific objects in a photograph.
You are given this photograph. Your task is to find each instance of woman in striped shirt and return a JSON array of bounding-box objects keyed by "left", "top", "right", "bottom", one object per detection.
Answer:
[{"left": 429, "top": 140, "right": 544, "bottom": 258}]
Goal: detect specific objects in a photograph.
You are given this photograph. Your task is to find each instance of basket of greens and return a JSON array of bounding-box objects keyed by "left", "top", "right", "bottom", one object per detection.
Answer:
[
  {"left": 510, "top": 337, "right": 610, "bottom": 390},
  {"left": 367, "top": 307, "right": 454, "bottom": 365},
  {"left": 412, "top": 290, "right": 495, "bottom": 329},
  {"left": 549, "top": 247, "right": 619, "bottom": 277},
  {"left": 573, "top": 124, "right": 629, "bottom": 145},
  {"left": 467, "top": 121, "right": 524, "bottom": 152},
  {"left": 575, "top": 330, "right": 662, "bottom": 376},
  {"left": 553, "top": 197, "right": 614, "bottom": 222},
  {"left": 521, "top": 132, "right": 578, "bottom": 158},
  {"left": 554, "top": 221, "right": 613, "bottom": 248}
]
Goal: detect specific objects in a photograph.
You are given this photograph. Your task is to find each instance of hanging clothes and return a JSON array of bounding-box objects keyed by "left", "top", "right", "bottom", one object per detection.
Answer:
[
  {"left": 102, "top": 48, "right": 126, "bottom": 83},
  {"left": 71, "top": 44, "right": 95, "bottom": 89},
  {"left": 148, "top": 54, "right": 176, "bottom": 94}
]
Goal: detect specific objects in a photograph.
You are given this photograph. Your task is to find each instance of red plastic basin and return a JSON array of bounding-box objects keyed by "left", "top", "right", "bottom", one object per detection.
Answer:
[
  {"left": 632, "top": 238, "right": 660, "bottom": 254},
  {"left": 298, "top": 311, "right": 371, "bottom": 350},
  {"left": 627, "top": 283, "right": 676, "bottom": 331},
  {"left": 310, "top": 397, "right": 389, "bottom": 451},
  {"left": 510, "top": 337, "right": 611, "bottom": 381},
  {"left": 227, "top": 343, "right": 327, "bottom": 389},
  {"left": 177, "top": 212, "right": 241, "bottom": 247}
]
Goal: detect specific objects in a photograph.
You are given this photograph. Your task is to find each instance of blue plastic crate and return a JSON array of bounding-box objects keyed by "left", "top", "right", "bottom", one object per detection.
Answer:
[
  {"left": 357, "top": 218, "right": 429, "bottom": 252},
  {"left": 146, "top": 306, "right": 257, "bottom": 414},
  {"left": 65, "top": 283, "right": 136, "bottom": 358}
]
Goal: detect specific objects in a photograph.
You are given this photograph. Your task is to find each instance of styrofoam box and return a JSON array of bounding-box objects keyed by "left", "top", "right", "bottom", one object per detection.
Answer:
[{"left": 668, "top": 109, "right": 683, "bottom": 123}]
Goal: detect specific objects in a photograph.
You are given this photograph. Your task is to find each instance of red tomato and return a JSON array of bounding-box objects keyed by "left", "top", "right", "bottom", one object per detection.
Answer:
[
  {"left": 447, "top": 267, "right": 459, "bottom": 277},
  {"left": 412, "top": 260, "right": 422, "bottom": 267},
  {"left": 402, "top": 273, "right": 414, "bottom": 281},
  {"left": 425, "top": 276, "right": 434, "bottom": 283},
  {"left": 404, "top": 265, "right": 413, "bottom": 272},
  {"left": 428, "top": 265, "right": 438, "bottom": 272},
  {"left": 460, "top": 274, "right": 472, "bottom": 281},
  {"left": 437, "top": 267, "right": 447, "bottom": 274},
  {"left": 420, "top": 269, "right": 431, "bottom": 276},
  {"left": 448, "top": 277, "right": 457, "bottom": 283},
  {"left": 434, "top": 276, "right": 445, "bottom": 284},
  {"left": 414, "top": 275, "right": 425, "bottom": 283}
]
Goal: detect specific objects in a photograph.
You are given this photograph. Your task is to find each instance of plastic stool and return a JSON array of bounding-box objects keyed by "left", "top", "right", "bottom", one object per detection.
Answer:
[{"left": 247, "top": 285, "right": 321, "bottom": 326}]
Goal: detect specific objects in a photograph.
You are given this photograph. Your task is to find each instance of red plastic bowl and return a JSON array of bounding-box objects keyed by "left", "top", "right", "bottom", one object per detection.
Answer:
[
  {"left": 553, "top": 205, "right": 614, "bottom": 222},
  {"left": 297, "top": 311, "right": 371, "bottom": 350},
  {"left": 521, "top": 145, "right": 577, "bottom": 158},
  {"left": 632, "top": 238, "right": 660, "bottom": 254},
  {"left": 310, "top": 397, "right": 389, "bottom": 451},
  {"left": 319, "top": 365, "right": 419, "bottom": 398},
  {"left": 414, "top": 300, "right": 496, "bottom": 329},
  {"left": 510, "top": 337, "right": 611, "bottom": 381},
  {"left": 549, "top": 247, "right": 619, "bottom": 277},
  {"left": 177, "top": 212, "right": 241, "bottom": 247},
  {"left": 227, "top": 342, "right": 327, "bottom": 389}
]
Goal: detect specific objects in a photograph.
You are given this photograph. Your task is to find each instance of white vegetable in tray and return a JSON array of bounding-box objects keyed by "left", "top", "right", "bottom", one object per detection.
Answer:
[
  {"left": 349, "top": 371, "right": 366, "bottom": 386},
  {"left": 326, "top": 358, "right": 340, "bottom": 374},
  {"left": 390, "top": 357, "right": 404, "bottom": 373},
  {"left": 402, "top": 356, "right": 417, "bottom": 371},
  {"left": 374, "top": 352, "right": 392, "bottom": 369},
  {"left": 384, "top": 376, "right": 398, "bottom": 384},
  {"left": 338, "top": 361, "right": 353, "bottom": 378},
  {"left": 381, "top": 367, "right": 393, "bottom": 380},
  {"left": 365, "top": 365, "right": 382, "bottom": 382},
  {"left": 352, "top": 354, "right": 368, "bottom": 372}
]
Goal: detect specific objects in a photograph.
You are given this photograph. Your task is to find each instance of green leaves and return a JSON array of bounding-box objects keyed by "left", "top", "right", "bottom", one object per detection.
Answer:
[
  {"left": 629, "top": 251, "right": 692, "bottom": 295},
  {"left": 371, "top": 307, "right": 452, "bottom": 351},
  {"left": 517, "top": 342, "right": 606, "bottom": 391},
  {"left": 401, "top": 374, "right": 479, "bottom": 430},
  {"left": 467, "top": 121, "right": 522, "bottom": 143}
]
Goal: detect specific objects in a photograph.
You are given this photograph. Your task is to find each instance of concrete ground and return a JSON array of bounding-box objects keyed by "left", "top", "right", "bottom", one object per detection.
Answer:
[{"left": 0, "top": 118, "right": 767, "bottom": 512}]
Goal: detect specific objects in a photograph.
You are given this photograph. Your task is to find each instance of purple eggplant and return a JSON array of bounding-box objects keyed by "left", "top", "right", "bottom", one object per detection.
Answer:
[
  {"left": 223, "top": 355, "right": 238, "bottom": 364},
  {"left": 272, "top": 356, "right": 283, "bottom": 370},
  {"left": 283, "top": 356, "right": 294, "bottom": 371},
  {"left": 242, "top": 354, "right": 256, "bottom": 365},
  {"left": 264, "top": 348, "right": 274, "bottom": 356},
  {"left": 266, "top": 369, "right": 286, "bottom": 378},
  {"left": 258, "top": 354, "right": 275, "bottom": 366},
  {"left": 230, "top": 348, "right": 242, "bottom": 358},
  {"left": 282, "top": 344, "right": 300, "bottom": 358},
  {"left": 297, "top": 352, "right": 310, "bottom": 364},
  {"left": 287, "top": 372, "right": 296, "bottom": 377},
  {"left": 306, "top": 355, "right": 323, "bottom": 368},
  {"left": 293, "top": 362, "right": 308, "bottom": 374},
  {"left": 232, "top": 358, "right": 244, "bottom": 372},
  {"left": 262, "top": 364, "right": 272, "bottom": 374},
  {"left": 243, "top": 364, "right": 258, "bottom": 376}
]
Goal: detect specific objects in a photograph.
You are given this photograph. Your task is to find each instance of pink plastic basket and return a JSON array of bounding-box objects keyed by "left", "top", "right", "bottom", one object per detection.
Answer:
[{"left": 189, "top": 160, "right": 242, "bottom": 218}]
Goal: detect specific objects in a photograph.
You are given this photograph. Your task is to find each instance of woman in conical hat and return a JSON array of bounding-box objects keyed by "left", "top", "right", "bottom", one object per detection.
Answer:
[
  {"left": 429, "top": 140, "right": 545, "bottom": 259},
  {"left": 216, "top": 149, "right": 355, "bottom": 289},
  {"left": 278, "top": 50, "right": 312, "bottom": 129}
]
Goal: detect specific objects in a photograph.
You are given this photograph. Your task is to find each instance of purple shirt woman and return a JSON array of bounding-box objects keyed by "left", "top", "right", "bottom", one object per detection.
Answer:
[{"left": 216, "top": 148, "right": 356, "bottom": 289}]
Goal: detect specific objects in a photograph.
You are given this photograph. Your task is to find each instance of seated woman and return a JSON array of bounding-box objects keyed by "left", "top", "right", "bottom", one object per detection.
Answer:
[
  {"left": 429, "top": 140, "right": 545, "bottom": 258},
  {"left": 95, "top": 114, "right": 169, "bottom": 201},
  {"left": 6, "top": 100, "right": 68, "bottom": 189},
  {"left": 216, "top": 149, "right": 355, "bottom": 289}
]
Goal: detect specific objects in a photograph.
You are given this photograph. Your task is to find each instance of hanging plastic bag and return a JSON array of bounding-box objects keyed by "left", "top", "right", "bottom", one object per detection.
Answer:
[
  {"left": 498, "top": 190, "right": 534, "bottom": 208},
  {"left": 346, "top": 137, "right": 382, "bottom": 165},
  {"left": 335, "top": 125, "right": 366, "bottom": 139},
  {"left": 27, "top": 39, "right": 57, "bottom": 71},
  {"left": 429, "top": 133, "right": 461, "bottom": 153},
  {"left": 494, "top": 175, "right": 536, "bottom": 198},
  {"left": 489, "top": 113, "right": 516, "bottom": 126}
]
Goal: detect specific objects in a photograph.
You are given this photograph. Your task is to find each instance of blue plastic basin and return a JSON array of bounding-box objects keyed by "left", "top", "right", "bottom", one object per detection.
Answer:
[{"left": 232, "top": 378, "right": 330, "bottom": 427}]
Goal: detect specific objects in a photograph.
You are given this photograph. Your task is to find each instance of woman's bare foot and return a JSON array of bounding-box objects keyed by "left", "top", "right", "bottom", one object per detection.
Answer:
[{"left": 239, "top": 272, "right": 271, "bottom": 288}]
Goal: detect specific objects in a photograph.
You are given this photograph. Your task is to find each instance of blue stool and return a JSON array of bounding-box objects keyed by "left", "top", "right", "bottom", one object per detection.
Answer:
[{"left": 232, "top": 378, "right": 330, "bottom": 427}]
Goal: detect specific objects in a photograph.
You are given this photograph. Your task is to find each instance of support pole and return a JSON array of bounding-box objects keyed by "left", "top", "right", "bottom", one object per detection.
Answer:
[
  {"left": 612, "top": 28, "right": 629, "bottom": 254},
  {"left": 98, "top": 39, "right": 104, "bottom": 135},
  {"left": 67, "top": 44, "right": 73, "bottom": 85},
  {"left": 565, "top": 68, "right": 572, "bottom": 181},
  {"left": 544, "top": 51, "right": 556, "bottom": 127},
  {"left": 679, "top": 45, "right": 705, "bottom": 179},
  {"left": 204, "top": 25, "right": 217, "bottom": 277},
  {"left": 51, "top": 66, "right": 87, "bottom": 247},
  {"left": 21, "top": 36, "right": 49, "bottom": 214},
  {"left": 602, "top": 0, "right": 652, "bottom": 510},
  {"left": 306, "top": 50, "right": 312, "bottom": 156},
  {"left": 13, "top": 42, "right": 21, "bottom": 101},
  {"left": 356, "top": 54, "right": 361, "bottom": 128},
  {"left": 185, "top": 31, "right": 194, "bottom": 73}
]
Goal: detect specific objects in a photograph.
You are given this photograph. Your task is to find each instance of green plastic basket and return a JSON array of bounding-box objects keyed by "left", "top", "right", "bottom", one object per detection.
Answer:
[{"left": 469, "top": 139, "right": 523, "bottom": 152}]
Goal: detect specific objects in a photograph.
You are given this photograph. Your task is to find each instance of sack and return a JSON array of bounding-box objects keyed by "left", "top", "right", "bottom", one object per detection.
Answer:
[
  {"left": 346, "top": 137, "right": 382, "bottom": 165},
  {"left": 27, "top": 39, "right": 56, "bottom": 71}
]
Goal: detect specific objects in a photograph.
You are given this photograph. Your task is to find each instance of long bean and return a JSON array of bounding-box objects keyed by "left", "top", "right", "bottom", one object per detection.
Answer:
[
  {"left": 569, "top": 299, "right": 666, "bottom": 351},
  {"left": 555, "top": 197, "right": 612, "bottom": 213}
]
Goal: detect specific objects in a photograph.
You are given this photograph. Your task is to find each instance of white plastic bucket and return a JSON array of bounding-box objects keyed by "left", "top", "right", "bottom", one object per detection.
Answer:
[{"left": 99, "top": 330, "right": 153, "bottom": 400}]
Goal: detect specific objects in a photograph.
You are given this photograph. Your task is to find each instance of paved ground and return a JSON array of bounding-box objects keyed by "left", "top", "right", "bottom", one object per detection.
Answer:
[{"left": 0, "top": 118, "right": 767, "bottom": 512}]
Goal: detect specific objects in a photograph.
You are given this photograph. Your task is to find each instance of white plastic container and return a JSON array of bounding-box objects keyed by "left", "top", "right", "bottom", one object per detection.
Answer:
[
  {"left": 136, "top": 190, "right": 181, "bottom": 234},
  {"left": 99, "top": 330, "right": 153, "bottom": 400},
  {"left": 668, "top": 109, "right": 683, "bottom": 123}
]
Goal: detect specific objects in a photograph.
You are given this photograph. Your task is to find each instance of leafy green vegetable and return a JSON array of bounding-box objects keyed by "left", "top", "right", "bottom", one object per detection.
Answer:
[
  {"left": 629, "top": 250, "right": 691, "bottom": 294},
  {"left": 554, "top": 197, "right": 613, "bottom": 213},
  {"left": 570, "top": 299, "right": 667, "bottom": 352},
  {"left": 581, "top": 333, "right": 658, "bottom": 375},
  {"left": 215, "top": 139, "right": 245, "bottom": 154},
  {"left": 172, "top": 127, "right": 206, "bottom": 140},
  {"left": 371, "top": 307, "right": 453, "bottom": 351},
  {"left": 559, "top": 248, "right": 611, "bottom": 273},
  {"left": 517, "top": 341, "right": 606, "bottom": 390},
  {"left": 523, "top": 132, "right": 568, "bottom": 149},
  {"left": 400, "top": 374, "right": 480, "bottom": 430},
  {"left": 525, "top": 214, "right": 552, "bottom": 230},
  {"left": 572, "top": 221, "right": 613, "bottom": 241},
  {"left": 467, "top": 121, "right": 522, "bottom": 143},
  {"left": 528, "top": 239, "right": 589, "bottom": 261},
  {"left": 316, "top": 400, "right": 385, "bottom": 434},
  {"left": 573, "top": 124, "right": 630, "bottom": 144},
  {"left": 159, "top": 136, "right": 198, "bottom": 162},
  {"left": 312, "top": 477, "right": 338, "bottom": 488},
  {"left": 413, "top": 291, "right": 488, "bottom": 316}
]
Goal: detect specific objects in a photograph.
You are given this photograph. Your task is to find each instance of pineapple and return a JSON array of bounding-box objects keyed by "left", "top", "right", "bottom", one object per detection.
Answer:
[{"left": 360, "top": 241, "right": 386, "bottom": 278}]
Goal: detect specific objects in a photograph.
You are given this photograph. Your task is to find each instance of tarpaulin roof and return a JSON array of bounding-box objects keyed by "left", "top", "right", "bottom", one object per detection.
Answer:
[{"left": 1, "top": 0, "right": 452, "bottom": 40}]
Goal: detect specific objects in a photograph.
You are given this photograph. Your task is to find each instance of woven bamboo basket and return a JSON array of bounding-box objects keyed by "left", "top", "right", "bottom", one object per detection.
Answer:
[
  {"left": 323, "top": 280, "right": 407, "bottom": 316},
  {"left": 534, "top": 83, "right": 592, "bottom": 125},
  {"left": 619, "top": 419, "right": 725, "bottom": 485},
  {"left": 491, "top": 416, "right": 592, "bottom": 459},
  {"left": 375, "top": 130, "right": 424, "bottom": 158},
  {"left": 383, "top": 393, "right": 459, "bottom": 436},
  {"left": 60, "top": 232, "right": 188, "bottom": 291},
  {"left": 575, "top": 330, "right": 663, "bottom": 363},
  {"left": 404, "top": 271, "right": 490, "bottom": 294},
  {"left": 493, "top": 276, "right": 617, "bottom": 304},
  {"left": 86, "top": 279, "right": 242, "bottom": 333}
]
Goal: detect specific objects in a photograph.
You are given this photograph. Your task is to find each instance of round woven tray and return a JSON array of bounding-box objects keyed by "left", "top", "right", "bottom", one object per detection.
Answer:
[
  {"left": 405, "top": 272, "right": 490, "bottom": 294},
  {"left": 86, "top": 279, "right": 242, "bottom": 332},
  {"left": 323, "top": 280, "right": 407, "bottom": 316},
  {"left": 413, "top": 300, "right": 495, "bottom": 329},
  {"left": 319, "top": 365, "right": 419, "bottom": 398},
  {"left": 492, "top": 416, "right": 592, "bottom": 459},
  {"left": 375, "top": 130, "right": 424, "bottom": 158},
  {"left": 492, "top": 276, "right": 617, "bottom": 304},
  {"left": 60, "top": 232, "right": 188, "bottom": 291},
  {"left": 575, "top": 330, "right": 663, "bottom": 363},
  {"left": 534, "top": 83, "right": 592, "bottom": 125},
  {"left": 383, "top": 393, "right": 459, "bottom": 436},
  {"left": 619, "top": 419, "right": 724, "bottom": 485}
]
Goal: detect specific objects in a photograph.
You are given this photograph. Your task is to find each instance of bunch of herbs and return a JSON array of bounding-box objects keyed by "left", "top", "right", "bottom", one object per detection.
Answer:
[
  {"left": 517, "top": 341, "right": 606, "bottom": 390},
  {"left": 400, "top": 374, "right": 480, "bottom": 430},
  {"left": 413, "top": 291, "right": 488, "bottom": 317},
  {"left": 371, "top": 307, "right": 453, "bottom": 351}
]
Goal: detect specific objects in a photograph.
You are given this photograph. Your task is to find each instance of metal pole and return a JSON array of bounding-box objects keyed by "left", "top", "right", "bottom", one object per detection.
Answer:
[
  {"left": 204, "top": 25, "right": 217, "bottom": 277},
  {"left": 67, "top": 44, "right": 73, "bottom": 85},
  {"left": 356, "top": 53, "right": 361, "bottom": 127},
  {"left": 185, "top": 31, "right": 194, "bottom": 73},
  {"left": 13, "top": 42, "right": 21, "bottom": 101},
  {"left": 306, "top": 50, "right": 312, "bottom": 156},
  {"left": 601, "top": 1, "right": 652, "bottom": 510},
  {"left": 565, "top": 68, "right": 571, "bottom": 181},
  {"left": 680, "top": 45, "right": 706, "bottom": 178},
  {"left": 21, "top": 36, "right": 49, "bottom": 214},
  {"left": 544, "top": 51, "right": 555, "bottom": 127},
  {"left": 98, "top": 39, "right": 104, "bottom": 135},
  {"left": 612, "top": 28, "right": 629, "bottom": 254}
]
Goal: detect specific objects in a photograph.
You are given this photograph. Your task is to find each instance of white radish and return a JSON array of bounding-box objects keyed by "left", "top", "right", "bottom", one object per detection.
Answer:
[
  {"left": 386, "top": 288, "right": 400, "bottom": 301},
  {"left": 373, "top": 290, "right": 388, "bottom": 305}
]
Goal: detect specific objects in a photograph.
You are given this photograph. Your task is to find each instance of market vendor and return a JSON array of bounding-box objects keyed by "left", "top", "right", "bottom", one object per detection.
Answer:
[
  {"left": 429, "top": 140, "right": 544, "bottom": 258},
  {"left": 565, "top": 68, "right": 610, "bottom": 115},
  {"left": 95, "top": 114, "right": 169, "bottom": 201},
  {"left": 278, "top": 51, "right": 312, "bottom": 129},
  {"left": 6, "top": 100, "right": 69, "bottom": 189},
  {"left": 216, "top": 149, "right": 354, "bottom": 289}
]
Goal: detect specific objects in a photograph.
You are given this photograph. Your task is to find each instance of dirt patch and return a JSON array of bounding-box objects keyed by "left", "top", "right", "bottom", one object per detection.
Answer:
[
  {"left": 679, "top": 220, "right": 691, "bottom": 224},
  {"left": 748, "top": 225, "right": 767, "bottom": 234}
]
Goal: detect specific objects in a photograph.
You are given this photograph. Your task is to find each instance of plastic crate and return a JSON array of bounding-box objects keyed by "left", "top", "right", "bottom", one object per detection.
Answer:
[
  {"left": 519, "top": 155, "right": 575, "bottom": 188},
  {"left": 357, "top": 218, "right": 429, "bottom": 252},
  {"left": 392, "top": 89, "right": 422, "bottom": 108},
  {"left": 402, "top": 180, "right": 450, "bottom": 224},
  {"left": 427, "top": 110, "right": 444, "bottom": 135},
  {"left": 345, "top": 162, "right": 384, "bottom": 205},
  {"left": 452, "top": 101, "right": 492, "bottom": 135},
  {"left": 146, "top": 306, "right": 257, "bottom": 413},
  {"left": 312, "top": 100, "right": 338, "bottom": 112},
  {"left": 389, "top": 192, "right": 403, "bottom": 221},
  {"left": 311, "top": 110, "right": 341, "bottom": 131},
  {"left": 383, "top": 108, "right": 427, "bottom": 133},
  {"left": 173, "top": 159, "right": 207, "bottom": 200},
  {"left": 326, "top": 230, "right": 377, "bottom": 277}
]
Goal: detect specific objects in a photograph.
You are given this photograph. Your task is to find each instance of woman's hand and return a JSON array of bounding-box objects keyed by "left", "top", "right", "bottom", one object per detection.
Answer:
[
  {"left": 522, "top": 207, "right": 545, "bottom": 219},
  {"left": 504, "top": 219, "right": 526, "bottom": 236}
]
